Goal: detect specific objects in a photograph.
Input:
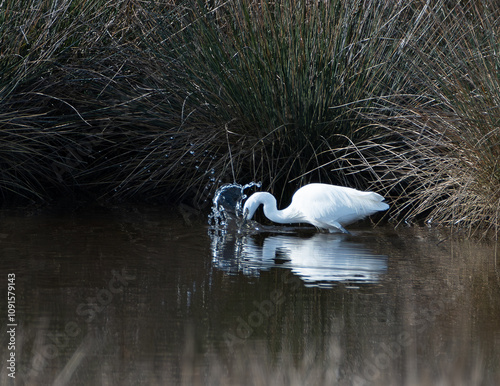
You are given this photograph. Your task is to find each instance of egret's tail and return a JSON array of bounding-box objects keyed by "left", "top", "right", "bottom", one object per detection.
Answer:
[
  {"left": 377, "top": 202, "right": 390, "bottom": 211},
  {"left": 366, "top": 192, "right": 389, "bottom": 212}
]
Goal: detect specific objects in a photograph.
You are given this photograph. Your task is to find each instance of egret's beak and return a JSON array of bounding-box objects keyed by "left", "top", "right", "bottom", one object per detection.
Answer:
[{"left": 242, "top": 208, "right": 249, "bottom": 226}]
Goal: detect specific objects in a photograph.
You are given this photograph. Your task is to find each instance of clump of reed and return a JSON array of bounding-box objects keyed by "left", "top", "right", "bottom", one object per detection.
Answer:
[
  {"left": 0, "top": 0, "right": 230, "bottom": 206},
  {"left": 369, "top": 1, "right": 500, "bottom": 235},
  {"left": 157, "top": 0, "right": 417, "bottom": 201},
  {"left": 427, "top": 2, "right": 500, "bottom": 235},
  {"left": 0, "top": 0, "right": 134, "bottom": 202}
]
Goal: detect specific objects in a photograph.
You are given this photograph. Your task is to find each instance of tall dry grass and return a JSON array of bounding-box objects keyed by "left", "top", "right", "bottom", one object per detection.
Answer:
[{"left": 367, "top": 0, "right": 500, "bottom": 235}]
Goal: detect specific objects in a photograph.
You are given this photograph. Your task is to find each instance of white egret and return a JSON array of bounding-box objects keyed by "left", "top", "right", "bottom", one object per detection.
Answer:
[{"left": 242, "top": 183, "right": 389, "bottom": 233}]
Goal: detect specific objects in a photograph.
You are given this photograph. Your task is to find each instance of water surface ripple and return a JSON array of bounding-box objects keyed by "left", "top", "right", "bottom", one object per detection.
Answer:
[{"left": 0, "top": 206, "right": 499, "bottom": 385}]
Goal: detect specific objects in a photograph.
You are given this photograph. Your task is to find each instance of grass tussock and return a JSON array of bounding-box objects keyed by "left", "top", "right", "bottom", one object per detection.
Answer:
[
  {"left": 0, "top": 0, "right": 499, "bottom": 235},
  {"left": 369, "top": 1, "right": 500, "bottom": 235},
  {"left": 161, "top": 0, "right": 415, "bottom": 197}
]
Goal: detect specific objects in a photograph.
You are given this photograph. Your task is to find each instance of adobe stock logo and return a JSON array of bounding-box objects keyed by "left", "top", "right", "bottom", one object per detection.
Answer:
[
  {"left": 50, "top": 120, "right": 118, "bottom": 184},
  {"left": 223, "top": 270, "right": 302, "bottom": 349},
  {"left": 51, "top": 133, "right": 96, "bottom": 184},
  {"left": 352, "top": 298, "right": 449, "bottom": 385},
  {"left": 27, "top": 268, "right": 135, "bottom": 378}
]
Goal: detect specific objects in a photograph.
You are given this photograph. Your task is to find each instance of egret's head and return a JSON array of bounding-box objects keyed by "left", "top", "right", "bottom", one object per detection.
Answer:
[
  {"left": 242, "top": 193, "right": 262, "bottom": 220},
  {"left": 242, "top": 192, "right": 276, "bottom": 221}
]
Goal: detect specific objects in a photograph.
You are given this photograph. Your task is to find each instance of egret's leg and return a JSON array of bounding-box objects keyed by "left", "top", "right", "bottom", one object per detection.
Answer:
[{"left": 328, "top": 222, "right": 351, "bottom": 234}]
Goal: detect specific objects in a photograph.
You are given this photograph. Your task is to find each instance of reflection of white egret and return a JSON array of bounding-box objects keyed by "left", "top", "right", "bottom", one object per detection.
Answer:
[
  {"left": 243, "top": 183, "right": 389, "bottom": 233},
  {"left": 242, "top": 234, "right": 387, "bottom": 286}
]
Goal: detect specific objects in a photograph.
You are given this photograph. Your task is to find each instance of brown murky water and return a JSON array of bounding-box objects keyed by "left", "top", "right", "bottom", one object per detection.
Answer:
[{"left": 0, "top": 205, "right": 499, "bottom": 385}]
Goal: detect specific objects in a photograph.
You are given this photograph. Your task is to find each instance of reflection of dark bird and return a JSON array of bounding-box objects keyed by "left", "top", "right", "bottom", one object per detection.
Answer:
[{"left": 243, "top": 183, "right": 389, "bottom": 233}]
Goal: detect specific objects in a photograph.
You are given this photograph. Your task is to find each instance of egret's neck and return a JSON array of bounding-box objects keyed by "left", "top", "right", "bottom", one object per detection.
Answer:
[{"left": 259, "top": 193, "right": 297, "bottom": 224}]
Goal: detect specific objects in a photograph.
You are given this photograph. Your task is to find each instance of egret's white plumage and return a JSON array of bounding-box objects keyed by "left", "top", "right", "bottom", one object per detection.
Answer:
[{"left": 242, "top": 183, "right": 389, "bottom": 233}]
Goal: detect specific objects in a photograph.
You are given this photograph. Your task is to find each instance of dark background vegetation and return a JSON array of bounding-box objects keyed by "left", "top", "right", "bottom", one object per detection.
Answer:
[{"left": 1, "top": 0, "right": 499, "bottom": 235}]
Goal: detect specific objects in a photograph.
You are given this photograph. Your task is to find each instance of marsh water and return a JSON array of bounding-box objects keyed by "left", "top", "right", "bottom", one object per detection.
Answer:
[{"left": 0, "top": 203, "right": 499, "bottom": 385}]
